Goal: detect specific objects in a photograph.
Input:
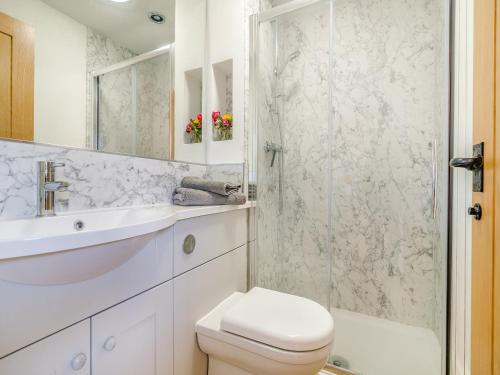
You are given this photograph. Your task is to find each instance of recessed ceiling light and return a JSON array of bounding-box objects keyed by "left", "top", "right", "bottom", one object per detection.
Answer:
[
  {"left": 149, "top": 12, "right": 166, "bottom": 24},
  {"left": 110, "top": 0, "right": 130, "bottom": 3}
]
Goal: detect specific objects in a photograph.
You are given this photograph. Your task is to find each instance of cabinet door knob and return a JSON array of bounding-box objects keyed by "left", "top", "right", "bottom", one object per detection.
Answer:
[
  {"left": 183, "top": 234, "right": 196, "bottom": 254},
  {"left": 103, "top": 336, "right": 117, "bottom": 352},
  {"left": 71, "top": 353, "right": 87, "bottom": 371}
]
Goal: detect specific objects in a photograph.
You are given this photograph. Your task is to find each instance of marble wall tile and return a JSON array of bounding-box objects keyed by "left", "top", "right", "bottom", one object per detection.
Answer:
[
  {"left": 135, "top": 54, "right": 172, "bottom": 160},
  {"left": 255, "top": 15, "right": 285, "bottom": 293},
  {"left": 205, "top": 164, "right": 245, "bottom": 186},
  {"left": 86, "top": 30, "right": 172, "bottom": 159},
  {"left": 251, "top": 0, "right": 449, "bottom": 333},
  {"left": 0, "top": 140, "right": 243, "bottom": 221},
  {"left": 97, "top": 68, "right": 136, "bottom": 155},
  {"left": 330, "top": 0, "right": 448, "bottom": 330},
  {"left": 86, "top": 29, "right": 136, "bottom": 148},
  {"left": 270, "top": 1, "right": 331, "bottom": 308}
]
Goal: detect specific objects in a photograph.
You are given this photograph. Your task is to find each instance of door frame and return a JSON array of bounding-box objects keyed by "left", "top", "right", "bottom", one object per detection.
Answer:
[{"left": 471, "top": 0, "right": 499, "bottom": 374}]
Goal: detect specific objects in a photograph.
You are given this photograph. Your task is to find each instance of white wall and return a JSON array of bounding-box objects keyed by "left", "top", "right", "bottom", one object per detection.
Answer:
[
  {"left": 174, "top": 0, "right": 207, "bottom": 163},
  {"left": 206, "top": 0, "right": 245, "bottom": 164},
  {"left": 0, "top": 0, "right": 87, "bottom": 148}
]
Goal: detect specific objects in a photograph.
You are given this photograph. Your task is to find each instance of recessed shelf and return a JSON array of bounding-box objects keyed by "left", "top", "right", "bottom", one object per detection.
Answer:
[
  {"left": 211, "top": 59, "right": 233, "bottom": 142},
  {"left": 184, "top": 67, "right": 203, "bottom": 144}
]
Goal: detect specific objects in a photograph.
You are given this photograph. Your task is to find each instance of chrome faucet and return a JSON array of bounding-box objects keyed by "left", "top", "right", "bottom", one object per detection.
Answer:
[
  {"left": 37, "top": 161, "right": 70, "bottom": 216},
  {"left": 264, "top": 141, "right": 283, "bottom": 167}
]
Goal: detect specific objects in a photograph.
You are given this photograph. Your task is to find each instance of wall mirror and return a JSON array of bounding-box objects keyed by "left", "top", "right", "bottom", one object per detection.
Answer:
[{"left": 0, "top": 0, "right": 244, "bottom": 164}]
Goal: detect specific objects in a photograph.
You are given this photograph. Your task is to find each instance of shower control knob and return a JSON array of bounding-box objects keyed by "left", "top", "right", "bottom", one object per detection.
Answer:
[{"left": 468, "top": 203, "right": 482, "bottom": 221}]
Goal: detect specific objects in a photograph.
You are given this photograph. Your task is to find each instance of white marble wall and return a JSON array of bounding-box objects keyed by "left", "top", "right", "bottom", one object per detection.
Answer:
[
  {"left": 330, "top": 0, "right": 448, "bottom": 330},
  {"left": 86, "top": 29, "right": 136, "bottom": 149},
  {"left": 263, "top": 1, "right": 332, "bottom": 308},
  {"left": 0, "top": 140, "right": 244, "bottom": 221},
  {"left": 252, "top": 0, "right": 449, "bottom": 332},
  {"left": 255, "top": 14, "right": 284, "bottom": 294},
  {"left": 136, "top": 54, "right": 172, "bottom": 159}
]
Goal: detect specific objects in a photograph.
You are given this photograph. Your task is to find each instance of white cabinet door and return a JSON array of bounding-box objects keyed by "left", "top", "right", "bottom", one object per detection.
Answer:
[
  {"left": 91, "top": 281, "right": 173, "bottom": 375},
  {"left": 173, "top": 245, "right": 247, "bottom": 375},
  {"left": 0, "top": 320, "right": 90, "bottom": 375}
]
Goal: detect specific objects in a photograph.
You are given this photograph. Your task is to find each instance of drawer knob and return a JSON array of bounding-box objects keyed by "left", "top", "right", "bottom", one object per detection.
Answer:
[
  {"left": 103, "top": 336, "right": 117, "bottom": 352},
  {"left": 183, "top": 234, "right": 196, "bottom": 254},
  {"left": 71, "top": 353, "right": 87, "bottom": 371}
]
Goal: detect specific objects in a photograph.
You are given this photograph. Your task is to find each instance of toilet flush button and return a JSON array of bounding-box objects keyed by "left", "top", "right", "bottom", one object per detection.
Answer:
[{"left": 183, "top": 234, "right": 196, "bottom": 254}]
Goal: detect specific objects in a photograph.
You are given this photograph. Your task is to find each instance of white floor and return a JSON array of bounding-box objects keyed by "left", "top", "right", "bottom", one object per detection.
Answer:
[{"left": 330, "top": 308, "right": 442, "bottom": 375}]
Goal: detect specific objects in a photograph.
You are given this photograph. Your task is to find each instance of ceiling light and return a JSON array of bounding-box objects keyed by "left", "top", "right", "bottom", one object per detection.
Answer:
[
  {"left": 149, "top": 12, "right": 166, "bottom": 24},
  {"left": 110, "top": 0, "right": 130, "bottom": 3}
]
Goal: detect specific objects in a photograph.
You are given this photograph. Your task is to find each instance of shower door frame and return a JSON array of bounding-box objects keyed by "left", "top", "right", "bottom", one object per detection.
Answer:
[{"left": 248, "top": 0, "right": 334, "bottom": 296}]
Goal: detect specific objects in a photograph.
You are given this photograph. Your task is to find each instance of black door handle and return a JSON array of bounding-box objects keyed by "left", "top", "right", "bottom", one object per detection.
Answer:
[
  {"left": 449, "top": 142, "right": 484, "bottom": 192},
  {"left": 449, "top": 156, "right": 483, "bottom": 171}
]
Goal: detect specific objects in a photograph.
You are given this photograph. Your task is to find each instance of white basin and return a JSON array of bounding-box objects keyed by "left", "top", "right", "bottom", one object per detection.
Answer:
[
  {"left": 0, "top": 206, "right": 177, "bottom": 285},
  {"left": 0, "top": 203, "right": 251, "bottom": 285},
  {"left": 0, "top": 206, "right": 177, "bottom": 261}
]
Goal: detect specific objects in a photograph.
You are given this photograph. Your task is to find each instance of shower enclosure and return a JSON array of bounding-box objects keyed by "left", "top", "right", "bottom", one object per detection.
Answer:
[
  {"left": 249, "top": 0, "right": 450, "bottom": 374},
  {"left": 92, "top": 46, "right": 174, "bottom": 160}
]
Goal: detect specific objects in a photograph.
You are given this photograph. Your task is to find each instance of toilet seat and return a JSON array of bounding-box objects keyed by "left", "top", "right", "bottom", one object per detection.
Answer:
[
  {"left": 221, "top": 287, "right": 334, "bottom": 352},
  {"left": 195, "top": 289, "right": 334, "bottom": 365}
]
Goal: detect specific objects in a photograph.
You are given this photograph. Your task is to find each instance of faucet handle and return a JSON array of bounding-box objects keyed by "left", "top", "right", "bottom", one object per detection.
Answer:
[
  {"left": 45, "top": 181, "right": 70, "bottom": 192},
  {"left": 48, "top": 162, "right": 66, "bottom": 169}
]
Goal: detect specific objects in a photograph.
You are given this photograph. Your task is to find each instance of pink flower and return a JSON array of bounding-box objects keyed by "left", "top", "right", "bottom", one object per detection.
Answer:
[
  {"left": 212, "top": 111, "right": 221, "bottom": 122},
  {"left": 222, "top": 119, "right": 230, "bottom": 127},
  {"left": 186, "top": 124, "right": 192, "bottom": 133},
  {"left": 196, "top": 122, "right": 202, "bottom": 129},
  {"left": 197, "top": 113, "right": 203, "bottom": 122}
]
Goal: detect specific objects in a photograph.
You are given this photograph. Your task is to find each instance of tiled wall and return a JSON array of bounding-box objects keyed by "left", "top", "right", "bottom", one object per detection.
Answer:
[
  {"left": 86, "top": 29, "right": 136, "bottom": 148},
  {"left": 0, "top": 140, "right": 243, "bottom": 221},
  {"left": 253, "top": 0, "right": 449, "bottom": 333}
]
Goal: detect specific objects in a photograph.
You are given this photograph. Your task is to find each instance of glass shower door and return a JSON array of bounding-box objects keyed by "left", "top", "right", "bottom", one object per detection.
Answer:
[
  {"left": 251, "top": 0, "right": 450, "bottom": 374},
  {"left": 253, "top": 0, "right": 333, "bottom": 310}
]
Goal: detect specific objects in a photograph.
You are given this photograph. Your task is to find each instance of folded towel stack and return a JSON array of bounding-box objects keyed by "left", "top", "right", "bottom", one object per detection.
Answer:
[{"left": 173, "top": 176, "right": 247, "bottom": 206}]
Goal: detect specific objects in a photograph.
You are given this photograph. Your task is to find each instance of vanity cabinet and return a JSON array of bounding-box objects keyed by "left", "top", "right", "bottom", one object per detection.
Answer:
[
  {"left": 0, "top": 320, "right": 91, "bottom": 375},
  {"left": 92, "top": 281, "right": 173, "bottom": 375},
  {"left": 0, "top": 208, "right": 248, "bottom": 375}
]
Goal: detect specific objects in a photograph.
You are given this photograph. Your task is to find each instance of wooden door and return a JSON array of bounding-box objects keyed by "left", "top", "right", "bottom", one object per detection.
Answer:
[
  {"left": 0, "top": 320, "right": 90, "bottom": 374},
  {"left": 91, "top": 282, "right": 173, "bottom": 375},
  {"left": 0, "top": 11, "right": 34, "bottom": 141},
  {"left": 471, "top": 0, "right": 499, "bottom": 374}
]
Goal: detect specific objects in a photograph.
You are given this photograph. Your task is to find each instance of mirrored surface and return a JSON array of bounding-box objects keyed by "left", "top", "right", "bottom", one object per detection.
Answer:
[{"left": 0, "top": 0, "right": 196, "bottom": 161}]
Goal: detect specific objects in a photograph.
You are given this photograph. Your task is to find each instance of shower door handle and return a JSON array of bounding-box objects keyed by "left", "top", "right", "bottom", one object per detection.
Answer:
[{"left": 431, "top": 140, "right": 438, "bottom": 219}]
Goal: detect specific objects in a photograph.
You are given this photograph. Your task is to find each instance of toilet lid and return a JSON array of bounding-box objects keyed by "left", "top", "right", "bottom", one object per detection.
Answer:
[{"left": 220, "top": 287, "right": 334, "bottom": 352}]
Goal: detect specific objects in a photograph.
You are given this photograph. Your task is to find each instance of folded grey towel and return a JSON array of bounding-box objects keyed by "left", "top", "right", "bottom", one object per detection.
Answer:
[
  {"left": 173, "top": 187, "right": 247, "bottom": 206},
  {"left": 181, "top": 176, "right": 241, "bottom": 196}
]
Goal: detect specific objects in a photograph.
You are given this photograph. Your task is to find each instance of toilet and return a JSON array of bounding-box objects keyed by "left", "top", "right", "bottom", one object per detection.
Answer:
[{"left": 196, "top": 287, "right": 335, "bottom": 375}]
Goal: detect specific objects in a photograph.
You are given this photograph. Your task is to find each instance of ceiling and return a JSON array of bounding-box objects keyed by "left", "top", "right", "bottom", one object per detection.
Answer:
[{"left": 42, "top": 0, "right": 175, "bottom": 54}]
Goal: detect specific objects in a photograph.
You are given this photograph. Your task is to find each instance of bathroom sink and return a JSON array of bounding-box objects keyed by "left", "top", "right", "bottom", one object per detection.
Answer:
[
  {"left": 0, "top": 206, "right": 176, "bottom": 285},
  {"left": 0, "top": 206, "right": 177, "bottom": 260}
]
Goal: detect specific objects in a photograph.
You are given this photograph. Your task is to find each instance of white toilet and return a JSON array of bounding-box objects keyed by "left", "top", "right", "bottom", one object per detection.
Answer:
[{"left": 196, "top": 287, "right": 335, "bottom": 375}]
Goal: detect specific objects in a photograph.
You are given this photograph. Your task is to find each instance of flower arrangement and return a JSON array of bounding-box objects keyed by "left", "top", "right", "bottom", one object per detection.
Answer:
[
  {"left": 212, "top": 111, "right": 233, "bottom": 141},
  {"left": 185, "top": 113, "right": 202, "bottom": 143}
]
